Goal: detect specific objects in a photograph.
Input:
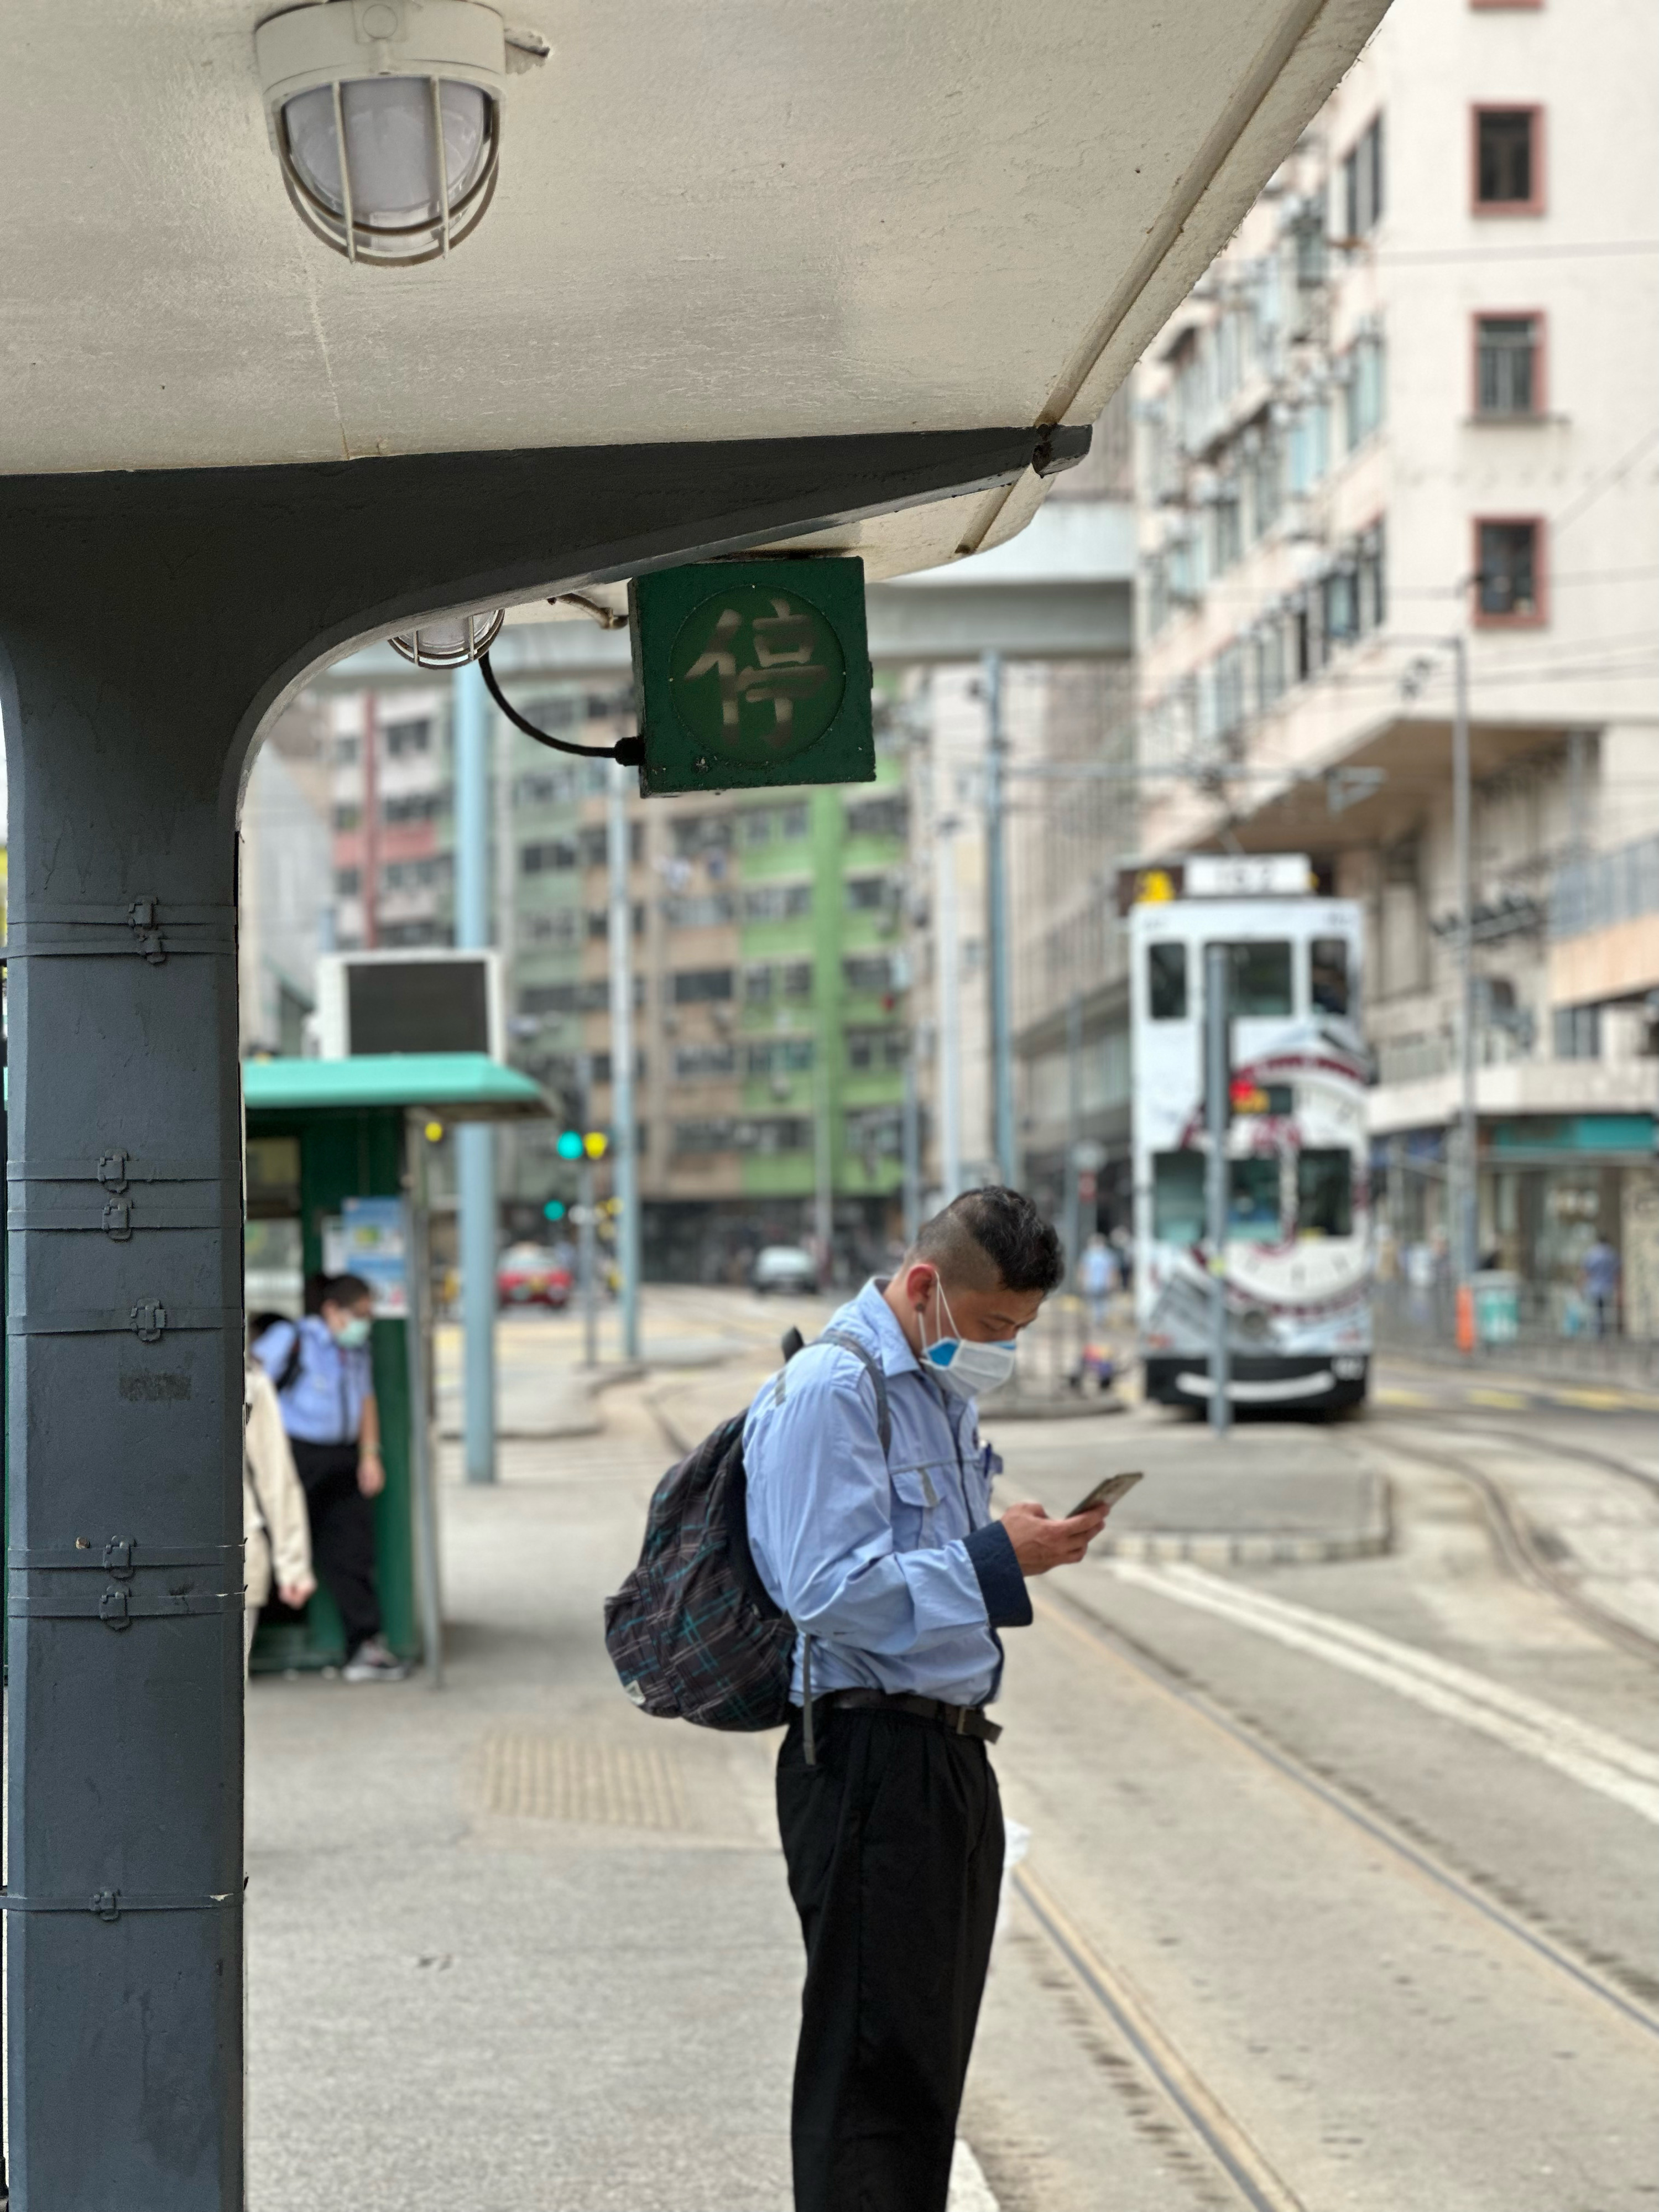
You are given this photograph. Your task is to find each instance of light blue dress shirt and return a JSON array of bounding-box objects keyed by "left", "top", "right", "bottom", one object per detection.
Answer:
[
  {"left": 742, "top": 1279, "right": 1031, "bottom": 1709},
  {"left": 251, "top": 1316, "right": 373, "bottom": 1448}
]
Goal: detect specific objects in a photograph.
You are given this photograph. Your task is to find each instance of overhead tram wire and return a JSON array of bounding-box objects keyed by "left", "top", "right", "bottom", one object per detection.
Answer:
[{"left": 479, "top": 649, "right": 644, "bottom": 766}]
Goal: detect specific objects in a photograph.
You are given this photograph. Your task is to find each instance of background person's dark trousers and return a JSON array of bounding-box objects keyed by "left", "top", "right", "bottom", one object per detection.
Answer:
[
  {"left": 290, "top": 1438, "right": 382, "bottom": 1657},
  {"left": 776, "top": 1704, "right": 1004, "bottom": 2212}
]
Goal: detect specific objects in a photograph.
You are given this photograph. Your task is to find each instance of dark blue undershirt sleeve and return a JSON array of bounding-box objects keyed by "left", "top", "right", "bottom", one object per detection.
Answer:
[{"left": 963, "top": 1521, "right": 1034, "bottom": 1630}]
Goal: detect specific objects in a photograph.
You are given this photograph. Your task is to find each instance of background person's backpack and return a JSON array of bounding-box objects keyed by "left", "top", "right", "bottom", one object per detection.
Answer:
[{"left": 602, "top": 1329, "right": 891, "bottom": 1758}]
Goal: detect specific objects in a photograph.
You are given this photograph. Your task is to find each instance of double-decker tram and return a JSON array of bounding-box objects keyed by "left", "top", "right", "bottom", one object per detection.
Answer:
[{"left": 1128, "top": 858, "right": 1371, "bottom": 1413}]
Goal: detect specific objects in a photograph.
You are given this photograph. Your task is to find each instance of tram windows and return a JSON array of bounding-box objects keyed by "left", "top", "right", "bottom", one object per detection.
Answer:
[
  {"left": 1311, "top": 937, "right": 1351, "bottom": 1016},
  {"left": 1152, "top": 1150, "right": 1206, "bottom": 1244},
  {"left": 1148, "top": 941, "right": 1188, "bottom": 1020},
  {"left": 1214, "top": 940, "right": 1293, "bottom": 1016},
  {"left": 1297, "top": 1149, "right": 1353, "bottom": 1238},
  {"left": 1228, "top": 1157, "right": 1282, "bottom": 1243}
]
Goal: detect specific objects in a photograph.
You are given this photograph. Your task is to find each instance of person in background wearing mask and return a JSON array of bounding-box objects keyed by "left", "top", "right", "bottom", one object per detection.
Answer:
[
  {"left": 252, "top": 1273, "right": 406, "bottom": 1683},
  {"left": 243, "top": 1354, "right": 315, "bottom": 1672},
  {"left": 743, "top": 1188, "right": 1110, "bottom": 2212}
]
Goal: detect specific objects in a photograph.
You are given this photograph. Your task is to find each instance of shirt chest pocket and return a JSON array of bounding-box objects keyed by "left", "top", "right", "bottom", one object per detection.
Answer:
[{"left": 889, "top": 1464, "right": 941, "bottom": 1550}]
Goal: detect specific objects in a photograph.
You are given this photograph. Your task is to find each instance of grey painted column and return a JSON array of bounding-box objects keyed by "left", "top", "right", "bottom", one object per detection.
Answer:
[
  {"left": 0, "top": 420, "right": 1061, "bottom": 2209},
  {"left": 453, "top": 661, "right": 497, "bottom": 1482}
]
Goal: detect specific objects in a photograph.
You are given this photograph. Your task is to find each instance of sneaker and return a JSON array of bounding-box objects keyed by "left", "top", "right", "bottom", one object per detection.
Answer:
[{"left": 343, "top": 1637, "right": 409, "bottom": 1683}]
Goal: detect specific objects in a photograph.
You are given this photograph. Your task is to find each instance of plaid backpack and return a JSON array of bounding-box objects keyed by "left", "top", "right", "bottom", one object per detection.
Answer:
[{"left": 602, "top": 1329, "right": 891, "bottom": 1758}]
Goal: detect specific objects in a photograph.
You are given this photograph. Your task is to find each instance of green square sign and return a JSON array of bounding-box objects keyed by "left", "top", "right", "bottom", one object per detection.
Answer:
[{"left": 628, "top": 558, "right": 874, "bottom": 797}]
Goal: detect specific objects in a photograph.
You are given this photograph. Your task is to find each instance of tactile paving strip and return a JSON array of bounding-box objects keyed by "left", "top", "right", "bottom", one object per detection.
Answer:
[{"left": 479, "top": 1733, "right": 689, "bottom": 1831}]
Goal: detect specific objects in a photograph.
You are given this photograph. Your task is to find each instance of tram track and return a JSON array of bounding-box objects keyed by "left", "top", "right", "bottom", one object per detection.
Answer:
[
  {"left": 1030, "top": 1581, "right": 1659, "bottom": 2044},
  {"left": 1365, "top": 1417, "right": 1659, "bottom": 1665}
]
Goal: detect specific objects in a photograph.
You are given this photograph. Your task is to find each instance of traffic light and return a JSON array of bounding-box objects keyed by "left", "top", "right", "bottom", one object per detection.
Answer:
[
  {"left": 542, "top": 1199, "right": 567, "bottom": 1222},
  {"left": 583, "top": 1131, "right": 608, "bottom": 1159},
  {"left": 556, "top": 1128, "right": 608, "bottom": 1161},
  {"left": 555, "top": 1129, "right": 583, "bottom": 1162}
]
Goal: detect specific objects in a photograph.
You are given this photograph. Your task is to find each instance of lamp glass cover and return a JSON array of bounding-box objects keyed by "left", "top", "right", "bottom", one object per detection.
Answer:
[{"left": 285, "top": 77, "right": 491, "bottom": 227}]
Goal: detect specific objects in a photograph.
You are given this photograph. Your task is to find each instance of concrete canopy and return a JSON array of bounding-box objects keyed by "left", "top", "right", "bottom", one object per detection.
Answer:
[{"left": 4, "top": 0, "right": 1387, "bottom": 588}]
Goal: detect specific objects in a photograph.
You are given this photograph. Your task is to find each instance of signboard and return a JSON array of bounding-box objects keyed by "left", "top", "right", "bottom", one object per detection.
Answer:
[
  {"left": 629, "top": 558, "right": 874, "bottom": 797},
  {"left": 339, "top": 1196, "right": 410, "bottom": 1318},
  {"left": 1115, "top": 854, "right": 1313, "bottom": 912},
  {"left": 316, "top": 948, "right": 504, "bottom": 1059}
]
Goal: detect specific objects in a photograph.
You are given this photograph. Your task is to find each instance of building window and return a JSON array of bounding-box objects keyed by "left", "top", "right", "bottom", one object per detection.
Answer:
[
  {"left": 846, "top": 1029, "right": 906, "bottom": 1073},
  {"left": 844, "top": 794, "right": 909, "bottom": 843},
  {"left": 1212, "top": 485, "right": 1242, "bottom": 572},
  {"left": 383, "top": 718, "right": 432, "bottom": 757},
  {"left": 522, "top": 838, "right": 578, "bottom": 874},
  {"left": 335, "top": 867, "right": 361, "bottom": 898},
  {"left": 742, "top": 881, "right": 813, "bottom": 922},
  {"left": 1475, "top": 518, "right": 1545, "bottom": 624},
  {"left": 1474, "top": 107, "right": 1542, "bottom": 213},
  {"left": 1147, "top": 942, "right": 1187, "bottom": 1020},
  {"left": 1357, "top": 519, "right": 1388, "bottom": 632},
  {"left": 672, "top": 813, "right": 734, "bottom": 858},
  {"left": 664, "top": 892, "right": 737, "bottom": 928},
  {"left": 580, "top": 822, "right": 644, "bottom": 868},
  {"left": 843, "top": 953, "right": 898, "bottom": 997},
  {"left": 332, "top": 803, "right": 361, "bottom": 832},
  {"left": 745, "top": 1038, "right": 815, "bottom": 1076},
  {"left": 1474, "top": 315, "right": 1542, "bottom": 416},
  {"left": 844, "top": 876, "right": 896, "bottom": 915},
  {"left": 675, "top": 1044, "right": 737, "bottom": 1081},
  {"left": 1340, "top": 113, "right": 1385, "bottom": 239},
  {"left": 1552, "top": 1004, "right": 1601, "bottom": 1061},
  {"left": 522, "top": 908, "right": 580, "bottom": 948},
  {"left": 1345, "top": 330, "right": 1385, "bottom": 450},
  {"left": 671, "top": 968, "right": 734, "bottom": 1004}
]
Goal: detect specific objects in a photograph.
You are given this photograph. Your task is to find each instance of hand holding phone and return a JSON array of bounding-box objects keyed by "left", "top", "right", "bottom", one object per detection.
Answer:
[{"left": 1067, "top": 1470, "right": 1143, "bottom": 1520}]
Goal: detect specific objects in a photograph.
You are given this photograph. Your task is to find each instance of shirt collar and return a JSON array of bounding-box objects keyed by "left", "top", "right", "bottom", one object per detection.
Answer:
[{"left": 855, "top": 1277, "right": 923, "bottom": 1380}]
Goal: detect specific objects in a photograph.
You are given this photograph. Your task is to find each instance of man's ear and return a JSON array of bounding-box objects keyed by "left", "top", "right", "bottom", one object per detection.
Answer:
[{"left": 902, "top": 1261, "right": 937, "bottom": 1310}]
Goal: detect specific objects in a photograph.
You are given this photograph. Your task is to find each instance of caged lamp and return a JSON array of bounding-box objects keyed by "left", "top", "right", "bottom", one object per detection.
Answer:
[
  {"left": 254, "top": 1, "right": 547, "bottom": 265},
  {"left": 389, "top": 607, "right": 506, "bottom": 666}
]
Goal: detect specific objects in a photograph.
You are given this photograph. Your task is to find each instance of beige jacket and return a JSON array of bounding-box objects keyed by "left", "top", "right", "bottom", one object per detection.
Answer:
[{"left": 243, "top": 1362, "right": 313, "bottom": 1610}]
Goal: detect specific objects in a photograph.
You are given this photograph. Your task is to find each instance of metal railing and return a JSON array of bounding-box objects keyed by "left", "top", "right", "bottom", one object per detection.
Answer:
[
  {"left": 1551, "top": 832, "right": 1659, "bottom": 941},
  {"left": 1373, "top": 1275, "right": 1659, "bottom": 1383}
]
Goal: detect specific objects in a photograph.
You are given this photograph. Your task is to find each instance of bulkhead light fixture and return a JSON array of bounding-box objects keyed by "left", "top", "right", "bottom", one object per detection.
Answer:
[
  {"left": 389, "top": 607, "right": 506, "bottom": 666},
  {"left": 255, "top": 1, "right": 547, "bottom": 265}
]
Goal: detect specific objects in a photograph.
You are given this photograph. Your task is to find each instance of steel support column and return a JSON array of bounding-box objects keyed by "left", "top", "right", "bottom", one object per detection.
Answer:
[{"left": 0, "top": 419, "right": 1061, "bottom": 2209}]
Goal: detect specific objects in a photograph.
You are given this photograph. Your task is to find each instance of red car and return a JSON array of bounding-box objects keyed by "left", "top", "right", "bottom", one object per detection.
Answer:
[{"left": 496, "top": 1243, "right": 574, "bottom": 1308}]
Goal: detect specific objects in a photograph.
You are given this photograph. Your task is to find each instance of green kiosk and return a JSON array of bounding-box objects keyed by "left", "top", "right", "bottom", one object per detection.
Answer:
[{"left": 242, "top": 1052, "right": 549, "bottom": 1681}]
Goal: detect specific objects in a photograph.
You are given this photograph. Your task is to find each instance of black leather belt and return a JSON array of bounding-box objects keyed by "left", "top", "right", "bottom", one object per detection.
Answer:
[{"left": 824, "top": 1689, "right": 1002, "bottom": 1744}]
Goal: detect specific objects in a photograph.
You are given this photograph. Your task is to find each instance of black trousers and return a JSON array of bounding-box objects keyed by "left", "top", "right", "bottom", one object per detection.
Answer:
[
  {"left": 289, "top": 1439, "right": 382, "bottom": 1656},
  {"left": 776, "top": 1703, "right": 1004, "bottom": 2212}
]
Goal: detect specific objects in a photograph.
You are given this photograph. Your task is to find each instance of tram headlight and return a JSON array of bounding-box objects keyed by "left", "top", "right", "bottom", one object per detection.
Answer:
[{"left": 255, "top": 2, "right": 548, "bottom": 267}]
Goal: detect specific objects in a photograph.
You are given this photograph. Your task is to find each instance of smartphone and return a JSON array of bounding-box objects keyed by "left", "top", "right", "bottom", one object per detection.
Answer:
[{"left": 1067, "top": 1470, "right": 1143, "bottom": 1519}]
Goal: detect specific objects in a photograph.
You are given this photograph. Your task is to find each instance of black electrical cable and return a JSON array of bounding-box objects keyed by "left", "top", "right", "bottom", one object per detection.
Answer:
[{"left": 479, "top": 650, "right": 644, "bottom": 767}]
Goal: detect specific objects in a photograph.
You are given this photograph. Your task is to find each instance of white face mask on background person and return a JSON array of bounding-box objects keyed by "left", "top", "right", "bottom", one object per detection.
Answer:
[
  {"left": 332, "top": 1314, "right": 372, "bottom": 1349},
  {"left": 920, "top": 1282, "right": 1017, "bottom": 1401}
]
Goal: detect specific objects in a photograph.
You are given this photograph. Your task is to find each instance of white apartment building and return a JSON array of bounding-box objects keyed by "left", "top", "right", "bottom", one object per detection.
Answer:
[{"left": 1132, "top": 0, "right": 1659, "bottom": 1336}]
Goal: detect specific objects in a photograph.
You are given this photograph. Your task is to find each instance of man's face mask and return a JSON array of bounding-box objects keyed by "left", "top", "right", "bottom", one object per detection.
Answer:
[
  {"left": 332, "top": 1313, "right": 372, "bottom": 1349},
  {"left": 920, "top": 1281, "right": 1016, "bottom": 1401}
]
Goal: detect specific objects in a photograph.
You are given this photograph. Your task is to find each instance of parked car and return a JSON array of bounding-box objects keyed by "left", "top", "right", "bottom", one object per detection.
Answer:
[
  {"left": 497, "top": 1243, "right": 573, "bottom": 1308},
  {"left": 752, "top": 1244, "right": 819, "bottom": 1296}
]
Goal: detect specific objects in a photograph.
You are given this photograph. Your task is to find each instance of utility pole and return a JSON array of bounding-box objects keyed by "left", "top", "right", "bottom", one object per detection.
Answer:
[
  {"left": 453, "top": 660, "right": 496, "bottom": 1484},
  {"left": 901, "top": 1029, "right": 922, "bottom": 1245},
  {"left": 982, "top": 649, "right": 1018, "bottom": 1188},
  {"left": 1450, "top": 635, "right": 1478, "bottom": 1331},
  {"left": 608, "top": 758, "right": 641, "bottom": 1361},
  {"left": 933, "top": 808, "right": 963, "bottom": 1202},
  {"left": 361, "top": 688, "right": 380, "bottom": 948},
  {"left": 577, "top": 1050, "right": 599, "bottom": 1369},
  {"left": 1204, "top": 942, "right": 1232, "bottom": 1440},
  {"left": 1065, "top": 988, "right": 1083, "bottom": 1359},
  {"left": 813, "top": 1029, "right": 834, "bottom": 1269}
]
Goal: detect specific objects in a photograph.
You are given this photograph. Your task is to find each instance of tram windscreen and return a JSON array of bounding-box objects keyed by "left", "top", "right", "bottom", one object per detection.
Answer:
[
  {"left": 1225, "top": 941, "right": 1293, "bottom": 1015},
  {"left": 1229, "top": 1157, "right": 1282, "bottom": 1242},
  {"left": 1311, "top": 937, "right": 1351, "bottom": 1016},
  {"left": 1148, "top": 942, "right": 1187, "bottom": 1019},
  {"left": 1297, "top": 1148, "right": 1353, "bottom": 1237},
  {"left": 1152, "top": 1151, "right": 1206, "bottom": 1243}
]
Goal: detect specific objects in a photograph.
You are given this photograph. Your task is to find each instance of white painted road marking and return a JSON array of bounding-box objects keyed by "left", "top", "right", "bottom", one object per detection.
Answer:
[
  {"left": 1107, "top": 1561, "right": 1659, "bottom": 1828},
  {"left": 948, "top": 2138, "right": 1000, "bottom": 2210}
]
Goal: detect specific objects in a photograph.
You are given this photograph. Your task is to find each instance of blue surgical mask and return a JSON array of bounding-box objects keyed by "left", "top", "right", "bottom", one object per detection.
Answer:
[
  {"left": 333, "top": 1314, "right": 372, "bottom": 1349},
  {"left": 921, "top": 1284, "right": 1016, "bottom": 1401}
]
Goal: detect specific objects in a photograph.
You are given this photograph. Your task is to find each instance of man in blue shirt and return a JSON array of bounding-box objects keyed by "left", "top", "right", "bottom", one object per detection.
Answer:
[
  {"left": 744, "top": 1187, "right": 1109, "bottom": 2212},
  {"left": 252, "top": 1271, "right": 405, "bottom": 1682}
]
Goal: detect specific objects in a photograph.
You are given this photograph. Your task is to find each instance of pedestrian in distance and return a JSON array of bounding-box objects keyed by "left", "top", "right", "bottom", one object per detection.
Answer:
[
  {"left": 1580, "top": 1234, "right": 1620, "bottom": 1338},
  {"left": 743, "top": 1187, "right": 1112, "bottom": 2212},
  {"left": 1079, "top": 1229, "right": 1118, "bottom": 1331},
  {"left": 242, "top": 1354, "right": 315, "bottom": 1672},
  {"left": 252, "top": 1273, "right": 408, "bottom": 1682}
]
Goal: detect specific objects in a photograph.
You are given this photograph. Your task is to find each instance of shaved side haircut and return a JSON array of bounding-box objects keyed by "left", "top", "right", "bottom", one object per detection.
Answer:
[{"left": 909, "top": 1186, "right": 1065, "bottom": 1296}]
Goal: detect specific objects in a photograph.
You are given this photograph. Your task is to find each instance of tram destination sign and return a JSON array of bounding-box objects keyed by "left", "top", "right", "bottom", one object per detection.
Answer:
[{"left": 628, "top": 557, "right": 874, "bottom": 797}]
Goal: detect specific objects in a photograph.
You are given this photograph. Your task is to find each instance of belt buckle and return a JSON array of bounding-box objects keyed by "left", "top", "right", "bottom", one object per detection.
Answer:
[{"left": 954, "top": 1703, "right": 968, "bottom": 1735}]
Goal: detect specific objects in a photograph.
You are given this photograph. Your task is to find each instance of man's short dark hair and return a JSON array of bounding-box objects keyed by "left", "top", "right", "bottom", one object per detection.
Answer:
[{"left": 909, "top": 1187, "right": 1064, "bottom": 1297}]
